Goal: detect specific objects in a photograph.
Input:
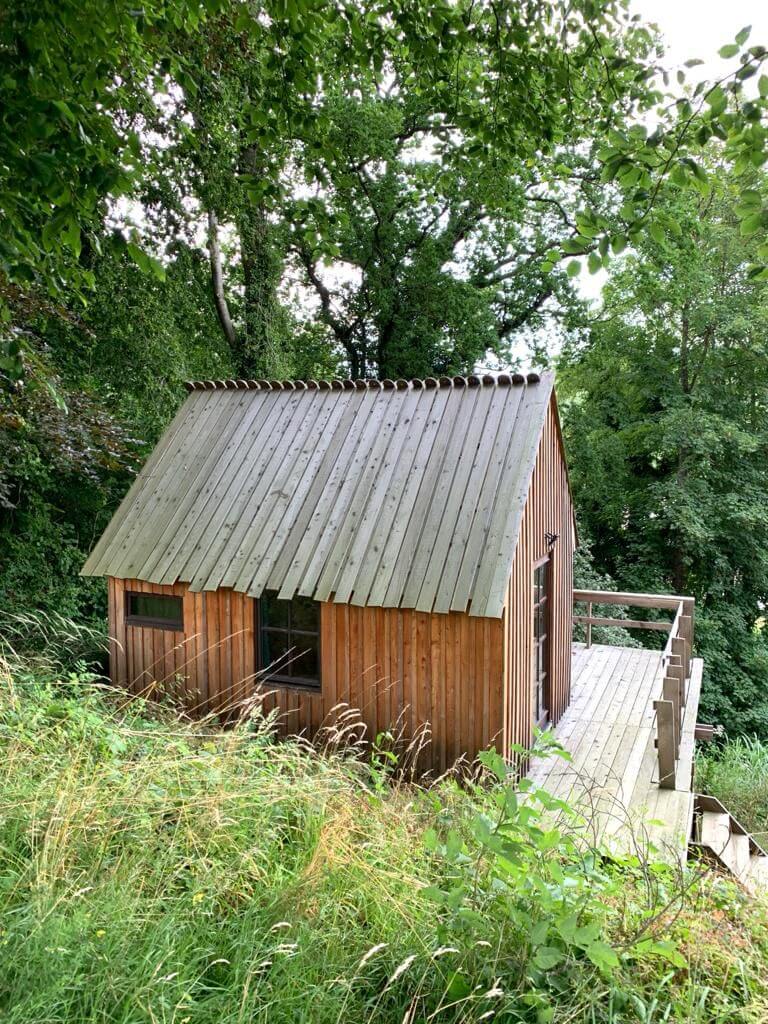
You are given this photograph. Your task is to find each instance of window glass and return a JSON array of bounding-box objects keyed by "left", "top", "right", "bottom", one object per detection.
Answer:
[
  {"left": 291, "top": 595, "right": 319, "bottom": 632},
  {"left": 293, "top": 639, "right": 319, "bottom": 680},
  {"left": 261, "top": 591, "right": 290, "bottom": 628},
  {"left": 261, "top": 628, "right": 289, "bottom": 668},
  {"left": 259, "top": 592, "right": 320, "bottom": 688},
  {"left": 126, "top": 593, "right": 183, "bottom": 629}
]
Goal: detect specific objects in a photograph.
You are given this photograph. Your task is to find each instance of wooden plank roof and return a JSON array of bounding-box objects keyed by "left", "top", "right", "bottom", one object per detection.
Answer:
[{"left": 82, "top": 372, "right": 556, "bottom": 618}]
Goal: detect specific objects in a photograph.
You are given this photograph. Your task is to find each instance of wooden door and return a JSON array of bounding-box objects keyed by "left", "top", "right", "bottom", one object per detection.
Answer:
[{"left": 532, "top": 557, "right": 551, "bottom": 729}]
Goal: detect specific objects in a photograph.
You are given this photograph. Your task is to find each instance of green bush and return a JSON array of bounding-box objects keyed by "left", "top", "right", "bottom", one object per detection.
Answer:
[{"left": 1, "top": 652, "right": 768, "bottom": 1023}]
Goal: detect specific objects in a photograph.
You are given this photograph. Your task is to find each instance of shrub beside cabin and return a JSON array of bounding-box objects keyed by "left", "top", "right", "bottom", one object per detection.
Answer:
[{"left": 82, "top": 372, "right": 575, "bottom": 771}]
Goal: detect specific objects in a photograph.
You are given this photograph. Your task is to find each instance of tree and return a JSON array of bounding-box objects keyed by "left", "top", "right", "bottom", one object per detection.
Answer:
[
  {"left": 4, "top": 2, "right": 768, "bottom": 379},
  {"left": 282, "top": 92, "right": 595, "bottom": 378},
  {"left": 0, "top": 0, "right": 218, "bottom": 373},
  {"left": 559, "top": 162, "right": 768, "bottom": 736}
]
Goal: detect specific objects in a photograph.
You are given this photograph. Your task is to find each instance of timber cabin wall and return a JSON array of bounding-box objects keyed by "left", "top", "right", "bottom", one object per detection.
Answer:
[
  {"left": 502, "top": 397, "right": 574, "bottom": 754},
  {"left": 108, "top": 577, "right": 504, "bottom": 773}
]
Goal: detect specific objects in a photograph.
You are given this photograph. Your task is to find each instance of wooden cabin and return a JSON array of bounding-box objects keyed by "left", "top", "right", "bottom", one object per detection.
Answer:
[
  {"left": 82, "top": 372, "right": 576, "bottom": 771},
  {"left": 84, "top": 371, "right": 768, "bottom": 883}
]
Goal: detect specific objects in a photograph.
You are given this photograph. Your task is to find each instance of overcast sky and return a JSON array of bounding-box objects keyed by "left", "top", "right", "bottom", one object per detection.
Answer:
[
  {"left": 571, "top": 0, "right": 768, "bottom": 305},
  {"left": 633, "top": 0, "right": 768, "bottom": 77}
]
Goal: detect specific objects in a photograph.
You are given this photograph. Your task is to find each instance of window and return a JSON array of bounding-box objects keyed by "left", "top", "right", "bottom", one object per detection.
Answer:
[
  {"left": 258, "top": 592, "right": 320, "bottom": 689},
  {"left": 126, "top": 592, "right": 183, "bottom": 630},
  {"left": 532, "top": 559, "right": 550, "bottom": 728}
]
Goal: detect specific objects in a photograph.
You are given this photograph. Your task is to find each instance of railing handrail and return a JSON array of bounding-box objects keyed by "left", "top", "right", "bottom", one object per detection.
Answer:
[{"left": 573, "top": 588, "right": 693, "bottom": 612}]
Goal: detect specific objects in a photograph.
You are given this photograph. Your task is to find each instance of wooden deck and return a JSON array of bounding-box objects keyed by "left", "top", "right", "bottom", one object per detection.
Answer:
[{"left": 527, "top": 643, "right": 703, "bottom": 861}]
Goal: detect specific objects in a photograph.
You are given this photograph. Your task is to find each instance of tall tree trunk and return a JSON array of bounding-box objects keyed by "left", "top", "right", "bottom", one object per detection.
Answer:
[
  {"left": 207, "top": 210, "right": 237, "bottom": 349},
  {"left": 236, "top": 146, "right": 286, "bottom": 378}
]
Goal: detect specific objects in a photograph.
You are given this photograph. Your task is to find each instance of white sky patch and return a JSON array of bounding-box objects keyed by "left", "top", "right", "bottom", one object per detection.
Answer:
[{"left": 574, "top": 0, "right": 768, "bottom": 306}]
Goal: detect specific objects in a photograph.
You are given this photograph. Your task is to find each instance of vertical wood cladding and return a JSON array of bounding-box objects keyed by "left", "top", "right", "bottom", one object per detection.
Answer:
[
  {"left": 106, "top": 396, "right": 574, "bottom": 771},
  {"left": 108, "top": 576, "right": 502, "bottom": 772}
]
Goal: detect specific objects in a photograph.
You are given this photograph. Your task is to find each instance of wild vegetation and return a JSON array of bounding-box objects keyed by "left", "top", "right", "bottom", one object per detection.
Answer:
[{"left": 1, "top": 632, "right": 768, "bottom": 1023}]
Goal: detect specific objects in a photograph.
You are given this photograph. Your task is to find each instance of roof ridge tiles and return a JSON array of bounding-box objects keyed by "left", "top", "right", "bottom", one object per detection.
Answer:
[{"left": 184, "top": 371, "right": 543, "bottom": 392}]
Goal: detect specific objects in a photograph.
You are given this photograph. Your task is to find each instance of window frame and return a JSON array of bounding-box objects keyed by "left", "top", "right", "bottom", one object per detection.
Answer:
[
  {"left": 125, "top": 591, "right": 184, "bottom": 631},
  {"left": 532, "top": 555, "right": 551, "bottom": 728},
  {"left": 255, "top": 593, "right": 322, "bottom": 691}
]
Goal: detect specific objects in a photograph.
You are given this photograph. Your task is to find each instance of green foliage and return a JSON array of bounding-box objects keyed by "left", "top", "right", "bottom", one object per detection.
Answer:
[
  {"left": 0, "top": 239, "right": 233, "bottom": 620},
  {"left": 697, "top": 737, "right": 768, "bottom": 844},
  {"left": 1, "top": 660, "right": 768, "bottom": 1022},
  {"left": 559, "top": 163, "right": 768, "bottom": 738},
  {"left": 0, "top": 0, "right": 228, "bottom": 370}
]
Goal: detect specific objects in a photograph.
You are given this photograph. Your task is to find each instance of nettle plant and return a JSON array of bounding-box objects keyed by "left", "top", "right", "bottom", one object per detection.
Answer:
[{"left": 423, "top": 745, "right": 686, "bottom": 1018}]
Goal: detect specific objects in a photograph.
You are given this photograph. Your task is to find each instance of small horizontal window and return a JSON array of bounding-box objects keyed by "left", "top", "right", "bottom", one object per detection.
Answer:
[{"left": 126, "top": 592, "right": 183, "bottom": 630}]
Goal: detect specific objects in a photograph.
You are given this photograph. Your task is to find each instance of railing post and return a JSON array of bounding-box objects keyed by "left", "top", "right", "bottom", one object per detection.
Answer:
[
  {"left": 586, "top": 601, "right": 592, "bottom": 648},
  {"left": 672, "top": 635, "right": 688, "bottom": 689},
  {"left": 655, "top": 699, "right": 676, "bottom": 789},
  {"left": 677, "top": 619, "right": 692, "bottom": 677},
  {"left": 662, "top": 676, "right": 680, "bottom": 759},
  {"left": 667, "top": 653, "right": 685, "bottom": 708}
]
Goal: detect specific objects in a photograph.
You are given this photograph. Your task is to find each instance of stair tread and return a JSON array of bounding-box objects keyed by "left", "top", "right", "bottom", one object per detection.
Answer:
[
  {"left": 727, "top": 833, "right": 751, "bottom": 878},
  {"left": 749, "top": 855, "right": 768, "bottom": 887},
  {"left": 700, "top": 811, "right": 731, "bottom": 849},
  {"left": 699, "top": 811, "right": 751, "bottom": 879}
]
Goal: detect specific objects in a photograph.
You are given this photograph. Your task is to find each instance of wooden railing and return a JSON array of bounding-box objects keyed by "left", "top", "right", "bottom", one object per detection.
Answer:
[{"left": 573, "top": 589, "right": 695, "bottom": 791}]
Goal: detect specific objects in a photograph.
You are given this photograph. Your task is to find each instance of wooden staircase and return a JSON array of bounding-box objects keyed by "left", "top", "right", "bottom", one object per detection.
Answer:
[{"left": 691, "top": 794, "right": 768, "bottom": 894}]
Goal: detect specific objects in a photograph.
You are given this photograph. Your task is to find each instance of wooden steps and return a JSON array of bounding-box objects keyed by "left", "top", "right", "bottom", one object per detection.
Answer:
[{"left": 691, "top": 794, "right": 768, "bottom": 894}]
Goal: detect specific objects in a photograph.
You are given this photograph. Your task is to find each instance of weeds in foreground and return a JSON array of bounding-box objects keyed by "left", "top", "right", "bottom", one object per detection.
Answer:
[{"left": 0, "top": 651, "right": 767, "bottom": 1023}]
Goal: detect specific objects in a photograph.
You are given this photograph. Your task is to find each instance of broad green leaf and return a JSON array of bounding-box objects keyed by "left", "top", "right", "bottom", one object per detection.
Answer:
[
  {"left": 735, "top": 26, "right": 751, "bottom": 47},
  {"left": 586, "top": 942, "right": 620, "bottom": 971},
  {"left": 64, "top": 215, "right": 82, "bottom": 258},
  {"left": 740, "top": 212, "right": 763, "bottom": 236},
  {"left": 665, "top": 217, "right": 683, "bottom": 238},
  {"left": 127, "top": 241, "right": 150, "bottom": 274},
  {"left": 533, "top": 946, "right": 564, "bottom": 969},
  {"left": 707, "top": 86, "right": 727, "bottom": 115},
  {"left": 574, "top": 922, "right": 601, "bottom": 946},
  {"left": 562, "top": 238, "right": 589, "bottom": 255},
  {"left": 635, "top": 939, "right": 686, "bottom": 969},
  {"left": 718, "top": 44, "right": 740, "bottom": 59},
  {"left": 737, "top": 190, "right": 762, "bottom": 211},
  {"left": 446, "top": 972, "right": 472, "bottom": 1000}
]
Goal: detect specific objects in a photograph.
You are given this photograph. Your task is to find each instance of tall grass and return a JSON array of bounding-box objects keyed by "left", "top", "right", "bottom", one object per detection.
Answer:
[
  {"left": 1, "top": 645, "right": 768, "bottom": 1022},
  {"left": 696, "top": 737, "right": 768, "bottom": 843}
]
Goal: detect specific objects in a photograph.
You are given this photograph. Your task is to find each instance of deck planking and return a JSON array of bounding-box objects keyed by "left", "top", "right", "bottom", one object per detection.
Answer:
[{"left": 527, "top": 644, "right": 702, "bottom": 861}]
